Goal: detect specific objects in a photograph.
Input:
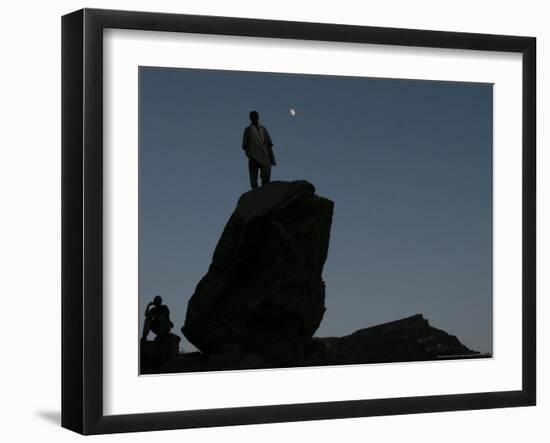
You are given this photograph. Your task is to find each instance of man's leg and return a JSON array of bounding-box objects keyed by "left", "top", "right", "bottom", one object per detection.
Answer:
[
  {"left": 260, "top": 164, "right": 271, "bottom": 186},
  {"left": 248, "top": 158, "right": 260, "bottom": 189}
]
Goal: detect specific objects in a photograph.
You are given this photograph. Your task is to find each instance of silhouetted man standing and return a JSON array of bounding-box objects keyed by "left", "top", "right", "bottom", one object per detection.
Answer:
[{"left": 242, "top": 111, "right": 276, "bottom": 189}]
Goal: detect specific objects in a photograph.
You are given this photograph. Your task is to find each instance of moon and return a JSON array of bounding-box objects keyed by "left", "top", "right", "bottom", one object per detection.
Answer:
[{"left": 289, "top": 108, "right": 296, "bottom": 116}]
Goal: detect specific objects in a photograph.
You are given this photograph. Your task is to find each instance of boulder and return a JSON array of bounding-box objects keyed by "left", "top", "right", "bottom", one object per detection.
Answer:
[
  {"left": 140, "top": 333, "right": 181, "bottom": 373},
  {"left": 182, "top": 180, "right": 334, "bottom": 364}
]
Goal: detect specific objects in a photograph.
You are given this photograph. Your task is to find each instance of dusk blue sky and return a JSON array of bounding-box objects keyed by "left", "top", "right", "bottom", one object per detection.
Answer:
[{"left": 139, "top": 67, "right": 493, "bottom": 354}]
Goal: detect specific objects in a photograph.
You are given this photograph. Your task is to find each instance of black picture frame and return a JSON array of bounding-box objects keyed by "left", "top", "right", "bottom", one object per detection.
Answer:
[{"left": 61, "top": 8, "right": 536, "bottom": 435}]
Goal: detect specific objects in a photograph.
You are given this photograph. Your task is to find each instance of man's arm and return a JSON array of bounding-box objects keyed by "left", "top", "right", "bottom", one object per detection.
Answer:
[
  {"left": 242, "top": 127, "right": 250, "bottom": 150},
  {"left": 144, "top": 302, "right": 153, "bottom": 317},
  {"left": 264, "top": 127, "right": 276, "bottom": 165},
  {"left": 264, "top": 127, "right": 273, "bottom": 148}
]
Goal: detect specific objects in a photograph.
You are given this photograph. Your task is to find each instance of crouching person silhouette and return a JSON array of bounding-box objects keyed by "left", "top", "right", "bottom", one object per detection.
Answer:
[
  {"left": 242, "top": 110, "right": 276, "bottom": 189},
  {"left": 142, "top": 295, "right": 173, "bottom": 341}
]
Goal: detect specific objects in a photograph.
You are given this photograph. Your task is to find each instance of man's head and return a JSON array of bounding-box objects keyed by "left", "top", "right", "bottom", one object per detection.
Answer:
[
  {"left": 249, "top": 110, "right": 259, "bottom": 124},
  {"left": 153, "top": 295, "right": 162, "bottom": 306}
]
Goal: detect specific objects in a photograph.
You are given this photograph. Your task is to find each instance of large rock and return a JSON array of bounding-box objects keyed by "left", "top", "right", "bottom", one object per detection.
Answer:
[{"left": 182, "top": 181, "right": 334, "bottom": 364}]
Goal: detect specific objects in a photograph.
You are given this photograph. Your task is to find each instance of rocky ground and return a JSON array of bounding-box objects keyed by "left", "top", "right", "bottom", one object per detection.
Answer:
[{"left": 141, "top": 181, "right": 488, "bottom": 375}]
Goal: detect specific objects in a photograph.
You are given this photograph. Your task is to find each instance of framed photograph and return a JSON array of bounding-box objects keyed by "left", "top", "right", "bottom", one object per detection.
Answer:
[{"left": 61, "top": 8, "right": 536, "bottom": 435}]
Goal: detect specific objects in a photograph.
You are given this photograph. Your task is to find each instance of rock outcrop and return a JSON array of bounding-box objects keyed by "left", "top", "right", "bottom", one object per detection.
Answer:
[
  {"left": 140, "top": 333, "right": 181, "bottom": 372},
  {"left": 182, "top": 181, "right": 334, "bottom": 364},
  {"left": 316, "top": 314, "right": 478, "bottom": 364}
]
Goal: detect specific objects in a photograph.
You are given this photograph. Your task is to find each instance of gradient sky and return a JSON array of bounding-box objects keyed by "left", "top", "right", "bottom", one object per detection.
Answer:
[{"left": 139, "top": 67, "right": 493, "bottom": 354}]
